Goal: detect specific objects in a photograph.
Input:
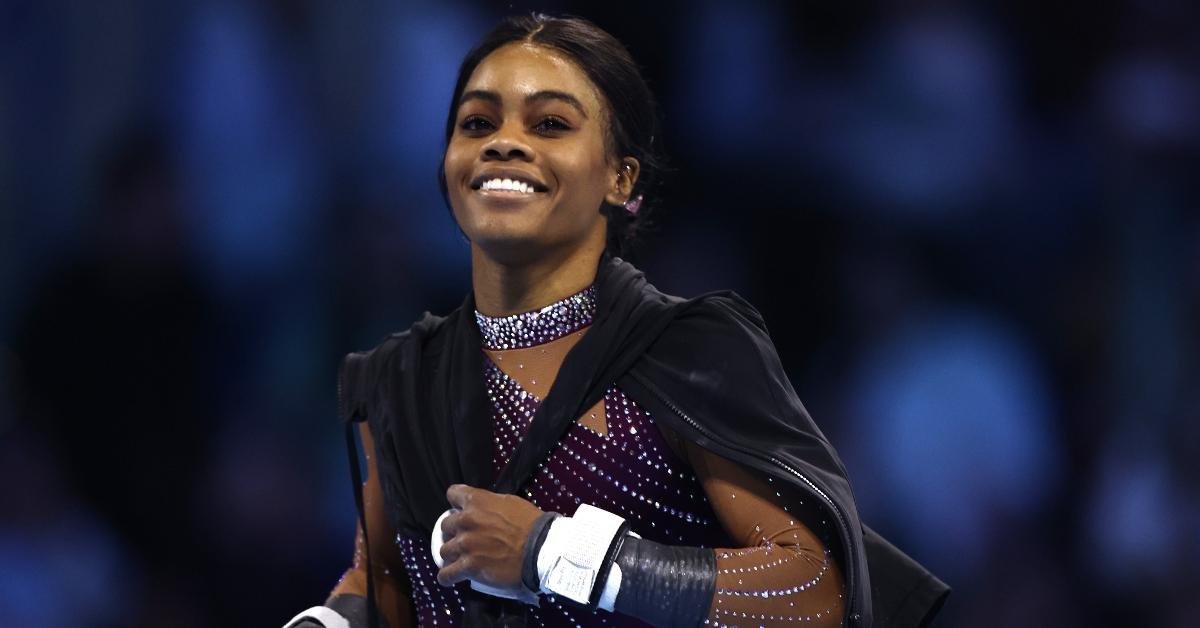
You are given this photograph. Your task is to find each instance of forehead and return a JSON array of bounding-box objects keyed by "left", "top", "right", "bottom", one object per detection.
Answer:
[{"left": 464, "top": 43, "right": 603, "bottom": 114}]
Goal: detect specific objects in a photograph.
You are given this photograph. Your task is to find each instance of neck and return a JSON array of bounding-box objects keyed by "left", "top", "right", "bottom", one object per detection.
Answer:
[{"left": 471, "top": 238, "right": 605, "bottom": 317}]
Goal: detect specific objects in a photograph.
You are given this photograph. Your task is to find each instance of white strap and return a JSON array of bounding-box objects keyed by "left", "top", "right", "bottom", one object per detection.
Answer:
[
  {"left": 429, "top": 508, "right": 457, "bottom": 568},
  {"left": 431, "top": 503, "right": 630, "bottom": 608},
  {"left": 597, "top": 530, "right": 640, "bottom": 611},
  {"left": 281, "top": 606, "right": 350, "bottom": 628},
  {"left": 537, "top": 503, "right": 627, "bottom": 605},
  {"left": 597, "top": 562, "right": 622, "bottom": 611}
]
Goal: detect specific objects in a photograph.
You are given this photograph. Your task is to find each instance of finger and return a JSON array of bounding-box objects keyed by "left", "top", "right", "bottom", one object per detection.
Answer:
[
  {"left": 439, "top": 534, "right": 464, "bottom": 565},
  {"left": 441, "top": 509, "right": 462, "bottom": 538},
  {"left": 437, "top": 555, "right": 474, "bottom": 587},
  {"left": 446, "top": 484, "right": 476, "bottom": 509}
]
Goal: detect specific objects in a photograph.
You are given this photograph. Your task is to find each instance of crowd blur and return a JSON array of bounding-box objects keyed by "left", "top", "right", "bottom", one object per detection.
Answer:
[{"left": 1, "top": 1, "right": 1197, "bottom": 626}]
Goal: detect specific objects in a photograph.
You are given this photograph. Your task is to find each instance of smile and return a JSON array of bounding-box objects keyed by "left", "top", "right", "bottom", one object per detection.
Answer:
[
  {"left": 474, "top": 178, "right": 547, "bottom": 195},
  {"left": 469, "top": 170, "right": 550, "bottom": 196}
]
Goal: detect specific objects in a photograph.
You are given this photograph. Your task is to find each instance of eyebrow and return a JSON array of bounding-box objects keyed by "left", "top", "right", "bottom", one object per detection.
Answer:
[{"left": 458, "top": 89, "right": 590, "bottom": 119}]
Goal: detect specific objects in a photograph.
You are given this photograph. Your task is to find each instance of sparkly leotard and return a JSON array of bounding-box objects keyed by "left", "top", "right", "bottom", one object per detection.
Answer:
[{"left": 334, "top": 285, "right": 847, "bottom": 627}]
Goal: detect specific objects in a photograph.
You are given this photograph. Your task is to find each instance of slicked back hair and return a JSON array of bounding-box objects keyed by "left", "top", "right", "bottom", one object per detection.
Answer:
[{"left": 438, "top": 13, "right": 665, "bottom": 258}]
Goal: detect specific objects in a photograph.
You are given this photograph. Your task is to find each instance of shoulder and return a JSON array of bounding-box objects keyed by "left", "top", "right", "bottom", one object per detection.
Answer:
[
  {"left": 634, "top": 288, "right": 799, "bottom": 419},
  {"left": 655, "top": 289, "right": 776, "bottom": 362},
  {"left": 678, "top": 290, "right": 766, "bottom": 329},
  {"left": 337, "top": 309, "right": 457, "bottom": 421},
  {"left": 341, "top": 310, "right": 443, "bottom": 368}
]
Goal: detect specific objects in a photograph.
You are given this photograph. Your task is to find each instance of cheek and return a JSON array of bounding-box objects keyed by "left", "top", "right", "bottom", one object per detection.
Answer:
[
  {"left": 443, "top": 143, "right": 469, "bottom": 182},
  {"left": 557, "top": 152, "right": 612, "bottom": 199},
  {"left": 443, "top": 145, "right": 472, "bottom": 207}
]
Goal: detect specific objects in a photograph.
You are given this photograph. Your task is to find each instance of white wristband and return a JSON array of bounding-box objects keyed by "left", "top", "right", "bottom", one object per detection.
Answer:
[
  {"left": 597, "top": 529, "right": 640, "bottom": 611},
  {"left": 597, "top": 562, "right": 622, "bottom": 611},
  {"left": 431, "top": 504, "right": 632, "bottom": 608},
  {"left": 282, "top": 606, "right": 350, "bottom": 628},
  {"left": 536, "top": 503, "right": 628, "bottom": 606}
]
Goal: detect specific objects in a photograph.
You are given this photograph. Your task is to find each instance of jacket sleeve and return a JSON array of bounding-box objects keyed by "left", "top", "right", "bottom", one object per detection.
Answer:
[
  {"left": 625, "top": 290, "right": 886, "bottom": 625},
  {"left": 657, "top": 419, "right": 847, "bottom": 627}
]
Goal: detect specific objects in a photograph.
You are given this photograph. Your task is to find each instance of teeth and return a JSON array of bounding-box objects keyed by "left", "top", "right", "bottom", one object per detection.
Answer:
[{"left": 480, "top": 177, "right": 537, "bottom": 193}]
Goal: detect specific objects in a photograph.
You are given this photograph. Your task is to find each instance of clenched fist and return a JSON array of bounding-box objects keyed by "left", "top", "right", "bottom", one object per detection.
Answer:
[{"left": 436, "top": 484, "right": 546, "bottom": 603}]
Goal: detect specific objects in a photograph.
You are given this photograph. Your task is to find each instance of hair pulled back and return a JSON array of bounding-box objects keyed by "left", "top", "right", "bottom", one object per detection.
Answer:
[{"left": 438, "top": 13, "right": 665, "bottom": 257}]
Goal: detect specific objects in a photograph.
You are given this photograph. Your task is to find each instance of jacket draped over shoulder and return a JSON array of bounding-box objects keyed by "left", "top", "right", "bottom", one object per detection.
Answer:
[{"left": 338, "top": 255, "right": 948, "bottom": 627}]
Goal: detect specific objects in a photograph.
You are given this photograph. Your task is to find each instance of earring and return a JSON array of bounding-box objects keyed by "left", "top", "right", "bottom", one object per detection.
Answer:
[
  {"left": 623, "top": 194, "right": 643, "bottom": 216},
  {"left": 619, "top": 164, "right": 641, "bottom": 215}
]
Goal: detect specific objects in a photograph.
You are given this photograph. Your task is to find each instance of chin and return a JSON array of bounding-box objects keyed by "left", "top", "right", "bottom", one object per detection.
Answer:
[
  {"left": 454, "top": 204, "right": 605, "bottom": 267},
  {"left": 473, "top": 236, "right": 553, "bottom": 267}
]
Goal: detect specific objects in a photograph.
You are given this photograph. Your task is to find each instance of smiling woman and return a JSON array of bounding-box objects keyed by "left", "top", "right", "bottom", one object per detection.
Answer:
[
  {"left": 443, "top": 42, "right": 626, "bottom": 275},
  {"left": 438, "top": 17, "right": 661, "bottom": 275},
  {"left": 283, "top": 13, "right": 946, "bottom": 628}
]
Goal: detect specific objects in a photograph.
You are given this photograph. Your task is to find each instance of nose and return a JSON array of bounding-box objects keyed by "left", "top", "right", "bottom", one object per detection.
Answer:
[{"left": 482, "top": 128, "right": 533, "bottom": 161}]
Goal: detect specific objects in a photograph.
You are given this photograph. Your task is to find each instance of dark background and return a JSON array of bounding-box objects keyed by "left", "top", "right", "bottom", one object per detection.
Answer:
[{"left": 2, "top": 1, "right": 1198, "bottom": 626}]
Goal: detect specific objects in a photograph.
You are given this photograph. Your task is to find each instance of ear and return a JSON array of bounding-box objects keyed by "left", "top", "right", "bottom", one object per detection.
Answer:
[{"left": 605, "top": 157, "right": 641, "bottom": 207}]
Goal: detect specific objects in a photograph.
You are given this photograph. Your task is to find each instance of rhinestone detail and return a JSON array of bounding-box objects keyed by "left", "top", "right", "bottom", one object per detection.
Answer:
[
  {"left": 474, "top": 285, "right": 597, "bottom": 350},
  {"left": 393, "top": 356, "right": 729, "bottom": 626},
  {"left": 391, "top": 282, "right": 841, "bottom": 625}
]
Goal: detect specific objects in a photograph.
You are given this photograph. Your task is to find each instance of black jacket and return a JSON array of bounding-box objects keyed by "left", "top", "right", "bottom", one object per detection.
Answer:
[{"left": 339, "top": 254, "right": 949, "bottom": 627}]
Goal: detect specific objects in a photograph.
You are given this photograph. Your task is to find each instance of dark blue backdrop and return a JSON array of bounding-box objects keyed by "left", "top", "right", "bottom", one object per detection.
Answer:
[{"left": 2, "top": 1, "right": 1197, "bottom": 626}]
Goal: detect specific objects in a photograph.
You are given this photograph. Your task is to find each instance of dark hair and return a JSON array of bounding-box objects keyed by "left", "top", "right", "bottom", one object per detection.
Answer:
[{"left": 437, "top": 13, "right": 666, "bottom": 258}]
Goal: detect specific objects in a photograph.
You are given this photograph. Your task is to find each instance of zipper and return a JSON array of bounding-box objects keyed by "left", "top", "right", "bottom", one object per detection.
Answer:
[{"left": 629, "top": 370, "right": 860, "bottom": 625}]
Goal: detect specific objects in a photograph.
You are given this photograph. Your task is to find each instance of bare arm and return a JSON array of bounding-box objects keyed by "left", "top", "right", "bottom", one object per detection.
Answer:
[
  {"left": 659, "top": 423, "right": 846, "bottom": 627},
  {"left": 325, "top": 422, "right": 415, "bottom": 628}
]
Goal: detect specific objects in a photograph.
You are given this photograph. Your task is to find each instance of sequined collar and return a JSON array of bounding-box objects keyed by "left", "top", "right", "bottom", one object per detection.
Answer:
[{"left": 474, "top": 284, "right": 597, "bottom": 350}]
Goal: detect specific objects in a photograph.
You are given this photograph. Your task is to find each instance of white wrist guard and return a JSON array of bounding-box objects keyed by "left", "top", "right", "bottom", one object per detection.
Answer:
[
  {"left": 597, "top": 560, "right": 624, "bottom": 612},
  {"left": 282, "top": 606, "right": 349, "bottom": 628},
  {"left": 429, "top": 503, "right": 637, "bottom": 610},
  {"left": 536, "top": 503, "right": 635, "bottom": 608}
]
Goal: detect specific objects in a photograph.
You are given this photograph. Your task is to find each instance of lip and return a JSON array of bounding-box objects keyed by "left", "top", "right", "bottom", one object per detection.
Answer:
[
  {"left": 471, "top": 187, "right": 545, "bottom": 208},
  {"left": 468, "top": 168, "right": 550, "bottom": 193}
]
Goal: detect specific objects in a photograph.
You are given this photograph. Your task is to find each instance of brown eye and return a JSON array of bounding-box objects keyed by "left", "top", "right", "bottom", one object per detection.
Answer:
[
  {"left": 460, "top": 116, "right": 494, "bottom": 132},
  {"left": 534, "top": 116, "right": 571, "bottom": 134}
]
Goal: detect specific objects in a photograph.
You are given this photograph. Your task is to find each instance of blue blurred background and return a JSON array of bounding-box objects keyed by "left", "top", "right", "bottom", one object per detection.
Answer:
[{"left": 2, "top": 1, "right": 1197, "bottom": 626}]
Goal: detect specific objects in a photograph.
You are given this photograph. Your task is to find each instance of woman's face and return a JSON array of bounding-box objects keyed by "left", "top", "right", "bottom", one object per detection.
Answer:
[{"left": 443, "top": 43, "right": 635, "bottom": 265}]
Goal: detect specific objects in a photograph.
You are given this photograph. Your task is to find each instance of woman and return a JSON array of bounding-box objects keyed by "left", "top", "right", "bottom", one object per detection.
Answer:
[{"left": 285, "top": 14, "right": 947, "bottom": 628}]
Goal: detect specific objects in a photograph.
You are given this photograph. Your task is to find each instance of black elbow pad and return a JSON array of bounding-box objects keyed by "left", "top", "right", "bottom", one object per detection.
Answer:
[{"left": 612, "top": 537, "right": 716, "bottom": 627}]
